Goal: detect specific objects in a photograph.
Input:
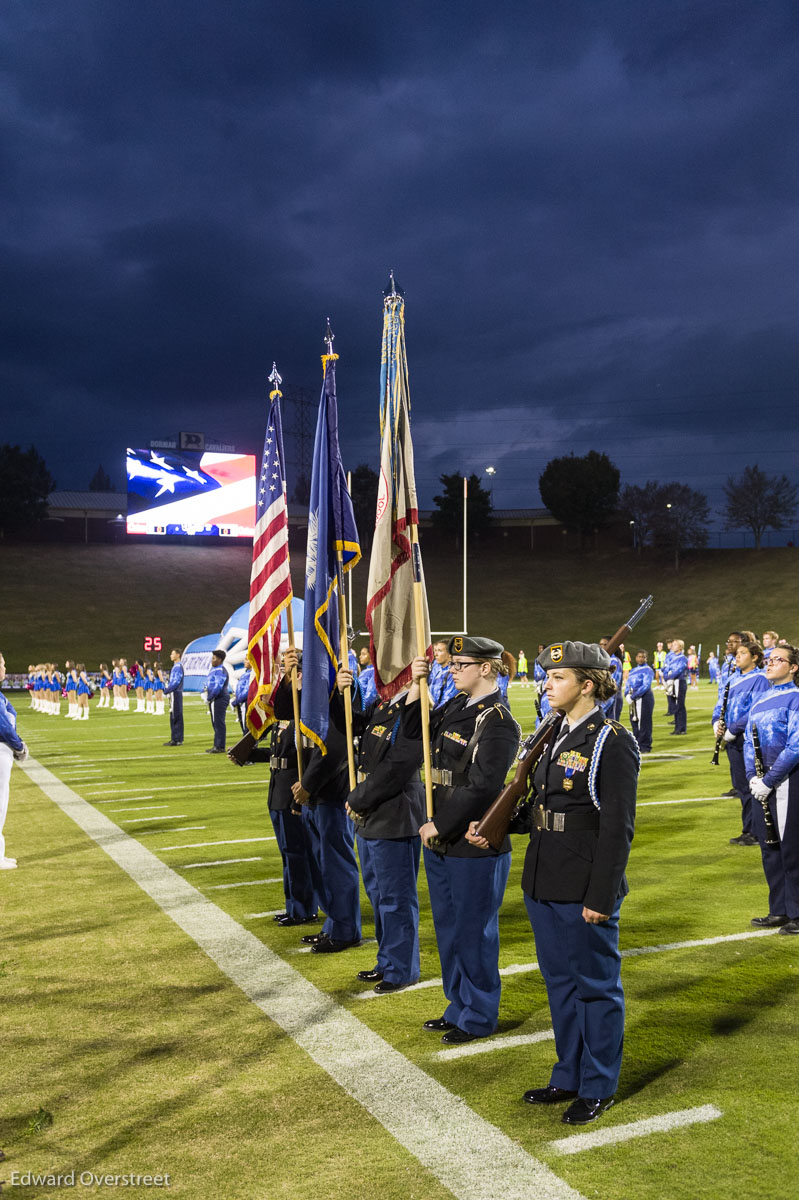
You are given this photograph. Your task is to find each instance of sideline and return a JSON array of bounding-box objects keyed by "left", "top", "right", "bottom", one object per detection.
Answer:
[
  {"left": 547, "top": 1104, "right": 722, "bottom": 1155},
  {"left": 20, "top": 756, "right": 588, "bottom": 1200}
]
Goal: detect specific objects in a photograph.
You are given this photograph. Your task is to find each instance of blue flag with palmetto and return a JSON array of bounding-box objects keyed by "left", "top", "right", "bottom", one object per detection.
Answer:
[{"left": 300, "top": 353, "right": 361, "bottom": 754}]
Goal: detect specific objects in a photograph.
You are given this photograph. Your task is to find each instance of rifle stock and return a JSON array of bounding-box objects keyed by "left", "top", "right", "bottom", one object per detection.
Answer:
[{"left": 473, "top": 597, "right": 653, "bottom": 849}]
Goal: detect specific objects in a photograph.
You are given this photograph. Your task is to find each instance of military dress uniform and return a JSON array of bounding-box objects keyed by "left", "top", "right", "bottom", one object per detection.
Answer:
[
  {"left": 402, "top": 638, "right": 520, "bottom": 1037},
  {"left": 343, "top": 690, "right": 425, "bottom": 988},
  {"left": 522, "top": 642, "right": 638, "bottom": 1106}
]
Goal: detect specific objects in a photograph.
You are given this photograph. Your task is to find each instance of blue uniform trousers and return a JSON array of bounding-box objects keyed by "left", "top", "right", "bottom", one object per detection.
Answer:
[
  {"left": 630, "top": 690, "right": 654, "bottom": 753},
  {"left": 753, "top": 777, "right": 799, "bottom": 919},
  {"left": 673, "top": 678, "right": 687, "bottom": 733},
  {"left": 303, "top": 803, "right": 361, "bottom": 941},
  {"left": 612, "top": 691, "right": 624, "bottom": 722},
  {"left": 169, "top": 691, "right": 184, "bottom": 744},
  {"left": 423, "top": 848, "right": 511, "bottom": 1036},
  {"left": 727, "top": 736, "right": 753, "bottom": 833},
  {"left": 269, "top": 809, "right": 318, "bottom": 920},
  {"left": 525, "top": 895, "right": 624, "bottom": 1097},
  {"left": 210, "top": 695, "right": 227, "bottom": 749},
  {"left": 357, "top": 835, "right": 421, "bottom": 985}
]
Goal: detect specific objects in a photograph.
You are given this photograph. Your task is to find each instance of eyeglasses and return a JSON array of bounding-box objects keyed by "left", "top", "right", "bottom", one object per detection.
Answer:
[
  {"left": 449, "top": 660, "right": 482, "bottom": 671},
  {"left": 767, "top": 657, "right": 790, "bottom": 666}
]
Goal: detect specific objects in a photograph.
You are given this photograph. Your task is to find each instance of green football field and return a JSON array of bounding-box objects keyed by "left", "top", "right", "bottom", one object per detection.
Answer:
[{"left": 2, "top": 683, "right": 798, "bottom": 1200}]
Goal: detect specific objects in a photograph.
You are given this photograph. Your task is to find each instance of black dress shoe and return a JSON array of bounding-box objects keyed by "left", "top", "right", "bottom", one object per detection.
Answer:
[
  {"left": 273, "top": 912, "right": 288, "bottom": 922},
  {"left": 162, "top": 741, "right": 179, "bottom": 746},
  {"left": 357, "top": 968, "right": 384, "bottom": 982},
  {"left": 562, "top": 1096, "right": 615, "bottom": 1125},
  {"left": 423, "top": 1016, "right": 456, "bottom": 1032},
  {"left": 750, "top": 914, "right": 789, "bottom": 927},
  {"left": 205, "top": 747, "right": 225, "bottom": 753},
  {"left": 374, "top": 979, "right": 408, "bottom": 994},
  {"left": 736, "top": 833, "right": 759, "bottom": 846},
  {"left": 523, "top": 1085, "right": 579, "bottom": 1105},
  {"left": 722, "top": 788, "right": 740, "bottom": 798},
  {"left": 441, "top": 1026, "right": 481, "bottom": 1045},
  {"left": 311, "top": 935, "right": 361, "bottom": 954},
  {"left": 778, "top": 919, "right": 799, "bottom": 935},
  {"left": 276, "top": 913, "right": 319, "bottom": 927},
  {"left": 301, "top": 932, "right": 327, "bottom": 945}
]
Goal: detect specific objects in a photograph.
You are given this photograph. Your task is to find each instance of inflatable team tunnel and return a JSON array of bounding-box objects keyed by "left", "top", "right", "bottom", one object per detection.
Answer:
[{"left": 182, "top": 597, "right": 305, "bottom": 692}]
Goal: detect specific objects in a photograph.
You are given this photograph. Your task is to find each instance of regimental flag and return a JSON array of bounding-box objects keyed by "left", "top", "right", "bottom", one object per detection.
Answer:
[
  {"left": 245, "top": 380, "right": 292, "bottom": 737},
  {"left": 300, "top": 353, "right": 361, "bottom": 753},
  {"left": 366, "top": 287, "right": 432, "bottom": 698}
]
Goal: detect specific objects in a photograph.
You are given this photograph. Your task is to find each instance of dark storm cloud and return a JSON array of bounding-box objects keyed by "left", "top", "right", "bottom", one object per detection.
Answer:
[{"left": 2, "top": 0, "right": 799, "bottom": 517}]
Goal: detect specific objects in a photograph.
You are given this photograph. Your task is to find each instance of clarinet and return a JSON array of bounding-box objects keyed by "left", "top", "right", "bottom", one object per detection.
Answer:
[
  {"left": 710, "top": 660, "right": 737, "bottom": 765},
  {"left": 752, "top": 724, "right": 780, "bottom": 847}
]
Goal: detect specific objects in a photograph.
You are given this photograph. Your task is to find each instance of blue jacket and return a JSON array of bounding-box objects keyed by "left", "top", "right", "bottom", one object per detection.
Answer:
[
  {"left": 608, "top": 654, "right": 623, "bottom": 686},
  {"left": 0, "top": 694, "right": 24, "bottom": 753},
  {"left": 357, "top": 665, "right": 378, "bottom": 708},
  {"left": 429, "top": 660, "right": 457, "bottom": 708},
  {"left": 163, "top": 661, "right": 184, "bottom": 695},
  {"left": 721, "top": 669, "right": 769, "bottom": 736},
  {"left": 235, "top": 668, "right": 252, "bottom": 705},
  {"left": 744, "top": 682, "right": 799, "bottom": 788},
  {"left": 626, "top": 664, "right": 654, "bottom": 699},
  {"left": 662, "top": 651, "right": 688, "bottom": 682},
  {"left": 206, "top": 664, "right": 230, "bottom": 701}
]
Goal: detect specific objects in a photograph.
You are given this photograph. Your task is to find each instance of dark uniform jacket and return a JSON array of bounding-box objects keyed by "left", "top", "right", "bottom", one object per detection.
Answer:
[
  {"left": 401, "top": 689, "right": 520, "bottom": 858},
  {"left": 521, "top": 709, "right": 638, "bottom": 915},
  {"left": 245, "top": 681, "right": 301, "bottom": 811},
  {"left": 334, "top": 691, "right": 425, "bottom": 840}
]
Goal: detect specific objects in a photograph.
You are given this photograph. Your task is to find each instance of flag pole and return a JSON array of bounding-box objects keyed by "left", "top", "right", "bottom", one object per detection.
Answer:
[
  {"left": 323, "top": 320, "right": 357, "bottom": 789},
  {"left": 270, "top": 363, "right": 303, "bottom": 777},
  {"left": 347, "top": 469, "right": 353, "bottom": 621}
]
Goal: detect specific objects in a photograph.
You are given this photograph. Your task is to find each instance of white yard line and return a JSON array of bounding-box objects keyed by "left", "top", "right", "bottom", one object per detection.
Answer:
[
  {"left": 121, "top": 815, "right": 189, "bottom": 824},
  {"left": 84, "top": 780, "right": 263, "bottom": 796},
  {"left": 158, "top": 836, "right": 276, "bottom": 851},
  {"left": 181, "top": 857, "right": 263, "bottom": 869},
  {"left": 547, "top": 1104, "right": 723, "bottom": 1155},
  {"left": 639, "top": 796, "right": 727, "bottom": 806},
  {"left": 206, "top": 878, "right": 281, "bottom": 890},
  {"left": 94, "top": 796, "right": 154, "bottom": 803},
  {"left": 20, "top": 753, "right": 588, "bottom": 1200},
  {"left": 110, "top": 805, "right": 170, "bottom": 813},
  {"left": 433, "top": 1030, "right": 555, "bottom": 1060},
  {"left": 140, "top": 826, "right": 207, "bottom": 834},
  {"left": 245, "top": 910, "right": 284, "bottom": 919}
]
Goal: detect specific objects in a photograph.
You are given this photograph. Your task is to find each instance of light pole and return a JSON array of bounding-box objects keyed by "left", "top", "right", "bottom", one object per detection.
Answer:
[{"left": 485, "top": 465, "right": 496, "bottom": 508}]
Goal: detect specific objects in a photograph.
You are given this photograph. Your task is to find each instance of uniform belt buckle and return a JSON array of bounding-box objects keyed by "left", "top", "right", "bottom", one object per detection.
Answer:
[{"left": 552, "top": 812, "right": 565, "bottom": 832}]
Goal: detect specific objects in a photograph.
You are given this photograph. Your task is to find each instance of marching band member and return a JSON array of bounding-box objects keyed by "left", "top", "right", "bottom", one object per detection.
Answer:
[
  {"left": 511, "top": 641, "right": 638, "bottom": 1126},
  {"left": 744, "top": 644, "right": 799, "bottom": 934},
  {"left": 717, "top": 640, "right": 768, "bottom": 846},
  {"left": 625, "top": 650, "right": 654, "bottom": 753},
  {"left": 405, "top": 635, "right": 520, "bottom": 1044},
  {"left": 334, "top": 663, "right": 424, "bottom": 991},
  {"left": 162, "top": 649, "right": 185, "bottom": 746},
  {"left": 0, "top": 651, "right": 28, "bottom": 869},
  {"left": 234, "top": 666, "right": 252, "bottom": 734},
  {"left": 662, "top": 638, "right": 689, "bottom": 735},
  {"left": 205, "top": 650, "right": 230, "bottom": 753},
  {"left": 428, "top": 640, "right": 458, "bottom": 708}
]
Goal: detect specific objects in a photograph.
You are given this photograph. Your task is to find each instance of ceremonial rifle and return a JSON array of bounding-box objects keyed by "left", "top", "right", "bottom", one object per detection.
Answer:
[
  {"left": 751, "top": 723, "right": 780, "bottom": 847},
  {"left": 710, "top": 660, "right": 737, "bottom": 766},
  {"left": 474, "top": 596, "right": 653, "bottom": 850}
]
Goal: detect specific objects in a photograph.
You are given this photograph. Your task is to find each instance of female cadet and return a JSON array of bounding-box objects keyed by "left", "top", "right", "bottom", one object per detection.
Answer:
[
  {"left": 404, "top": 635, "right": 520, "bottom": 1044},
  {"left": 334, "top": 662, "right": 425, "bottom": 993},
  {"left": 744, "top": 644, "right": 799, "bottom": 934},
  {"left": 716, "top": 640, "right": 768, "bottom": 846},
  {"left": 506, "top": 642, "right": 638, "bottom": 1126}
]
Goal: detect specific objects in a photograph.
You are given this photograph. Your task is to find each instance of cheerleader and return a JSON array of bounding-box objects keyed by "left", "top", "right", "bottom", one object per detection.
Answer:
[
  {"left": 50, "top": 664, "right": 62, "bottom": 716},
  {"left": 152, "top": 663, "right": 166, "bottom": 716},
  {"left": 133, "top": 660, "right": 146, "bottom": 712},
  {"left": 97, "top": 663, "right": 112, "bottom": 708},
  {"left": 120, "top": 657, "right": 131, "bottom": 711},
  {"left": 64, "top": 660, "right": 79, "bottom": 719},
  {"left": 111, "top": 659, "right": 122, "bottom": 709},
  {"left": 76, "top": 664, "right": 92, "bottom": 720},
  {"left": 144, "top": 664, "right": 155, "bottom": 714},
  {"left": 27, "top": 665, "right": 36, "bottom": 708}
]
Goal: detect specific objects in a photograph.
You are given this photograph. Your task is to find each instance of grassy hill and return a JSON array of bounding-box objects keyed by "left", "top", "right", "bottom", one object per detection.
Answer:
[{"left": 3, "top": 540, "right": 799, "bottom": 670}]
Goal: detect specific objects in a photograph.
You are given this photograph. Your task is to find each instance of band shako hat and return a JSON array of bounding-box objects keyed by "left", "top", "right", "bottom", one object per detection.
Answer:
[
  {"left": 448, "top": 635, "right": 504, "bottom": 658},
  {"left": 537, "top": 641, "right": 611, "bottom": 671}
]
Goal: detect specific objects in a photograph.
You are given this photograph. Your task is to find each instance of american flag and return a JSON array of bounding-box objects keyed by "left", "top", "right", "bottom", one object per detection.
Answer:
[{"left": 245, "top": 371, "right": 292, "bottom": 737}]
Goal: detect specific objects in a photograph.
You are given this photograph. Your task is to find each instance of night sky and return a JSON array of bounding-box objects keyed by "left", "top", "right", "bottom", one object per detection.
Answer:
[{"left": 3, "top": 1, "right": 799, "bottom": 520}]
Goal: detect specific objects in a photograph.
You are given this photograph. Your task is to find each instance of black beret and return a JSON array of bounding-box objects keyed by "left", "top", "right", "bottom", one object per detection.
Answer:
[
  {"left": 448, "top": 635, "right": 504, "bottom": 659},
  {"left": 537, "top": 641, "right": 611, "bottom": 671}
]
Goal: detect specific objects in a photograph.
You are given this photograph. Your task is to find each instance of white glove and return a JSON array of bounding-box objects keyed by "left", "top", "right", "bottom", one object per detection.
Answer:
[
  {"left": 713, "top": 720, "right": 724, "bottom": 738},
  {"left": 13, "top": 742, "right": 29, "bottom": 763},
  {"left": 723, "top": 729, "right": 736, "bottom": 742},
  {"left": 201, "top": 690, "right": 208, "bottom": 704},
  {"left": 749, "top": 776, "right": 771, "bottom": 801}
]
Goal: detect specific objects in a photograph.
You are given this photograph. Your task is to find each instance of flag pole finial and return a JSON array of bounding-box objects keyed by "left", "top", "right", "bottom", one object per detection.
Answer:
[
  {"left": 268, "top": 362, "right": 283, "bottom": 398},
  {"left": 384, "top": 271, "right": 404, "bottom": 298},
  {"left": 324, "top": 318, "right": 335, "bottom": 355}
]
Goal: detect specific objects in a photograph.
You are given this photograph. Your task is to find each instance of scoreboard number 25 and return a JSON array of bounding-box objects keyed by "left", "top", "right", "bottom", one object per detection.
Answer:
[{"left": 143, "top": 636, "right": 163, "bottom": 652}]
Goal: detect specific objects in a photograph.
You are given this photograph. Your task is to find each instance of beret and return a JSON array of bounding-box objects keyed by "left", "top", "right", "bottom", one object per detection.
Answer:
[
  {"left": 448, "top": 634, "right": 504, "bottom": 659},
  {"left": 537, "top": 641, "right": 611, "bottom": 671}
]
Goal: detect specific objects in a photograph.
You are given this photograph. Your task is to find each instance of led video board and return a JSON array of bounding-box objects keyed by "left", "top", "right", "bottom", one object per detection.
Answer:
[{"left": 126, "top": 448, "right": 256, "bottom": 538}]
